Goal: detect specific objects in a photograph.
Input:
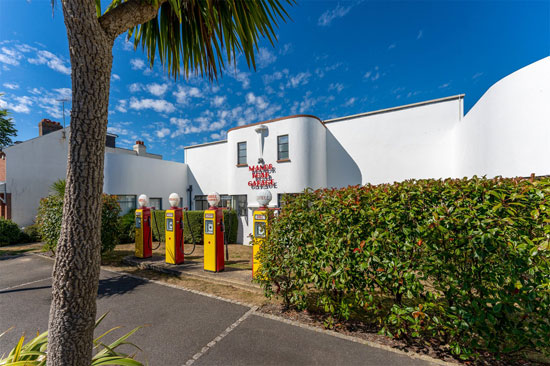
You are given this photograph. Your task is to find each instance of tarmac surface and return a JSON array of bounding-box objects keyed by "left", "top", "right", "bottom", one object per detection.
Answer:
[{"left": 0, "top": 254, "right": 442, "bottom": 365}]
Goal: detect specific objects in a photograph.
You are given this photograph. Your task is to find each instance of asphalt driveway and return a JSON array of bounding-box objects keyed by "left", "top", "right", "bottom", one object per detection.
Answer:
[{"left": 0, "top": 254, "right": 441, "bottom": 365}]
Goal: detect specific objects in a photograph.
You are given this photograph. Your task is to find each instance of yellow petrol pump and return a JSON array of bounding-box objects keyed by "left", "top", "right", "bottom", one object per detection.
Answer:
[
  {"left": 135, "top": 194, "right": 152, "bottom": 259},
  {"left": 203, "top": 192, "right": 225, "bottom": 272},
  {"left": 252, "top": 190, "right": 272, "bottom": 278},
  {"left": 165, "top": 193, "right": 185, "bottom": 265}
]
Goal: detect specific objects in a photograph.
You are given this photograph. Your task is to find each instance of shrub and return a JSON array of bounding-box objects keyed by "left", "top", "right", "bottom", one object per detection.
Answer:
[
  {"left": 37, "top": 194, "right": 121, "bottom": 254},
  {"left": 149, "top": 209, "right": 238, "bottom": 245},
  {"left": 256, "top": 177, "right": 550, "bottom": 359},
  {"left": 118, "top": 210, "right": 136, "bottom": 244},
  {"left": 0, "top": 218, "right": 22, "bottom": 246},
  {"left": 21, "top": 224, "right": 41, "bottom": 243}
]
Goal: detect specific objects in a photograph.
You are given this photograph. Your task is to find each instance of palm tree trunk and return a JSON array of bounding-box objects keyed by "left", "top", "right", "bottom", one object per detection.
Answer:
[{"left": 47, "top": 0, "right": 113, "bottom": 364}]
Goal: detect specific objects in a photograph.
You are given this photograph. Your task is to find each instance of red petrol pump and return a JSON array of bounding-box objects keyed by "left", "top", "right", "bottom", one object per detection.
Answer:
[
  {"left": 203, "top": 192, "right": 226, "bottom": 272},
  {"left": 135, "top": 194, "right": 152, "bottom": 259},
  {"left": 165, "top": 193, "right": 185, "bottom": 265},
  {"left": 252, "top": 190, "right": 272, "bottom": 278}
]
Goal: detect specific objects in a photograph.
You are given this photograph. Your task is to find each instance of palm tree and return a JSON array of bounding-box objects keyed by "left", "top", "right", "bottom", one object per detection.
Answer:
[{"left": 48, "top": 0, "right": 293, "bottom": 364}]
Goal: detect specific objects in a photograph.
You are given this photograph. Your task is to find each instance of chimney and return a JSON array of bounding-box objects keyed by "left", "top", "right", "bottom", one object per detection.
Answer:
[
  {"left": 38, "top": 119, "right": 63, "bottom": 136},
  {"left": 133, "top": 140, "right": 147, "bottom": 156}
]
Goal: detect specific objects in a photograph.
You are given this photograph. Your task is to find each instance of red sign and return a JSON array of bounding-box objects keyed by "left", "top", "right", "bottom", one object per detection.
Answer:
[{"left": 248, "top": 164, "right": 277, "bottom": 189}]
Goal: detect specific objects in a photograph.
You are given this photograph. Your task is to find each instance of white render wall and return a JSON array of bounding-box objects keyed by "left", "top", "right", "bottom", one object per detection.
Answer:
[
  {"left": 6, "top": 128, "right": 69, "bottom": 226},
  {"left": 454, "top": 57, "right": 550, "bottom": 178},
  {"left": 103, "top": 153, "right": 188, "bottom": 209},
  {"left": 184, "top": 141, "right": 228, "bottom": 203},
  {"left": 6, "top": 127, "right": 188, "bottom": 226},
  {"left": 325, "top": 97, "right": 463, "bottom": 186}
]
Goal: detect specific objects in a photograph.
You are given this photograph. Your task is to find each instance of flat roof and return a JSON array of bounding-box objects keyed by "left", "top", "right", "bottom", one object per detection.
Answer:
[
  {"left": 183, "top": 95, "right": 464, "bottom": 150},
  {"left": 184, "top": 139, "right": 228, "bottom": 150},
  {"left": 323, "top": 94, "right": 464, "bottom": 124}
]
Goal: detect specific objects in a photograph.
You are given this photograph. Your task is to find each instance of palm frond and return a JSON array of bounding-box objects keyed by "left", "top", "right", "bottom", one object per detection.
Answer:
[{"left": 125, "top": 0, "right": 294, "bottom": 80}]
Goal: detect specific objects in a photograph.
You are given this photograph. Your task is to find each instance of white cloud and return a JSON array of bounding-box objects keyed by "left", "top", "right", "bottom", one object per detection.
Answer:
[
  {"left": 211, "top": 95, "right": 226, "bottom": 107},
  {"left": 417, "top": 30, "right": 423, "bottom": 40},
  {"left": 287, "top": 72, "right": 311, "bottom": 88},
  {"left": 172, "top": 85, "right": 202, "bottom": 104},
  {"left": 155, "top": 127, "right": 171, "bottom": 138},
  {"left": 438, "top": 82, "right": 450, "bottom": 89},
  {"left": 53, "top": 88, "right": 72, "bottom": 100},
  {"left": 146, "top": 83, "right": 169, "bottom": 97},
  {"left": 388, "top": 43, "right": 396, "bottom": 50},
  {"left": 279, "top": 43, "right": 292, "bottom": 55},
  {"left": 115, "top": 100, "right": 128, "bottom": 113},
  {"left": 246, "top": 92, "right": 268, "bottom": 110},
  {"left": 257, "top": 47, "right": 276, "bottom": 68},
  {"left": 129, "top": 83, "right": 143, "bottom": 93},
  {"left": 130, "top": 58, "right": 146, "bottom": 70},
  {"left": 318, "top": 4, "right": 352, "bottom": 26},
  {"left": 0, "top": 95, "right": 32, "bottom": 113},
  {"left": 314, "top": 62, "right": 342, "bottom": 78},
  {"left": 2, "top": 82, "right": 19, "bottom": 90},
  {"left": 229, "top": 67, "right": 250, "bottom": 89},
  {"left": 111, "top": 74, "right": 120, "bottom": 81},
  {"left": 328, "top": 83, "right": 344, "bottom": 93},
  {"left": 28, "top": 50, "right": 71, "bottom": 75},
  {"left": 364, "top": 66, "right": 380, "bottom": 81},
  {"left": 0, "top": 47, "right": 22, "bottom": 66},
  {"left": 344, "top": 97, "right": 356, "bottom": 107},
  {"left": 122, "top": 39, "right": 134, "bottom": 51},
  {"left": 262, "top": 69, "right": 288, "bottom": 85},
  {"left": 129, "top": 97, "right": 175, "bottom": 113},
  {"left": 107, "top": 125, "right": 130, "bottom": 136},
  {"left": 472, "top": 72, "right": 483, "bottom": 80}
]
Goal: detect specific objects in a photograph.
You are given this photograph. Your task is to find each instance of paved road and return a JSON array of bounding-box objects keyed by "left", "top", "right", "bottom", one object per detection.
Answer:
[{"left": 0, "top": 255, "right": 440, "bottom": 365}]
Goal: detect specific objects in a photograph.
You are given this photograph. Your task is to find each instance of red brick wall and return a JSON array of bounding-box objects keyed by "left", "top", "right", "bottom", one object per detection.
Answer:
[{"left": 0, "top": 193, "right": 11, "bottom": 220}]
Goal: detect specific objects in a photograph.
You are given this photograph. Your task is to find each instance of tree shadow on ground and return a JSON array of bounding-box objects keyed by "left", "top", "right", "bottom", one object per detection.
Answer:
[{"left": 97, "top": 275, "right": 148, "bottom": 299}]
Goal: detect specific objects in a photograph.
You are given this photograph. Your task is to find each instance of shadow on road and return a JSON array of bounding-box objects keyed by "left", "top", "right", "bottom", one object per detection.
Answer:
[
  {"left": 97, "top": 275, "right": 148, "bottom": 299},
  {"left": 0, "top": 285, "right": 52, "bottom": 295}
]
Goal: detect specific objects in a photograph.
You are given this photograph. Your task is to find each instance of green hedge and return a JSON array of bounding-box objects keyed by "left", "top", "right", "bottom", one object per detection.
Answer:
[
  {"left": 0, "top": 218, "right": 23, "bottom": 246},
  {"left": 256, "top": 177, "right": 550, "bottom": 359},
  {"left": 150, "top": 209, "right": 238, "bottom": 245},
  {"left": 37, "top": 194, "right": 121, "bottom": 254}
]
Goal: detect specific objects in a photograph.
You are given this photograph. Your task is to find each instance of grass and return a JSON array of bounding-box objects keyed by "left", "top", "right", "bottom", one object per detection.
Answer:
[{"left": 0, "top": 242, "right": 42, "bottom": 257}]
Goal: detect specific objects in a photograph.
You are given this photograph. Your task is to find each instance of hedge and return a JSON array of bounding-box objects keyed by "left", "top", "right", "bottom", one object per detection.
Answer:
[
  {"left": 256, "top": 177, "right": 550, "bottom": 359},
  {"left": 0, "top": 218, "right": 23, "bottom": 246},
  {"left": 37, "top": 194, "right": 121, "bottom": 254},
  {"left": 150, "top": 209, "right": 238, "bottom": 245}
]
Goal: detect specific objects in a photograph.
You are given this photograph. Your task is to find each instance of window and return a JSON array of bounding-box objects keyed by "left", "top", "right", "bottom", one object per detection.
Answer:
[
  {"left": 232, "top": 195, "right": 248, "bottom": 216},
  {"left": 149, "top": 197, "right": 162, "bottom": 210},
  {"left": 277, "top": 135, "right": 289, "bottom": 161},
  {"left": 116, "top": 195, "right": 136, "bottom": 215},
  {"left": 194, "top": 195, "right": 208, "bottom": 210},
  {"left": 237, "top": 142, "right": 247, "bottom": 165},
  {"left": 194, "top": 194, "right": 232, "bottom": 210}
]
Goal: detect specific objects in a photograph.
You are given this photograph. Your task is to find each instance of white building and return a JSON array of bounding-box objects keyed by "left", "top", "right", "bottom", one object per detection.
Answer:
[{"left": 5, "top": 57, "right": 550, "bottom": 243}]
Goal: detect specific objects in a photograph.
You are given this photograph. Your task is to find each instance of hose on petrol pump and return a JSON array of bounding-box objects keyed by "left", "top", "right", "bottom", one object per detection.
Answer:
[
  {"left": 223, "top": 209, "right": 231, "bottom": 261},
  {"left": 183, "top": 209, "right": 197, "bottom": 255},
  {"left": 152, "top": 209, "right": 162, "bottom": 251}
]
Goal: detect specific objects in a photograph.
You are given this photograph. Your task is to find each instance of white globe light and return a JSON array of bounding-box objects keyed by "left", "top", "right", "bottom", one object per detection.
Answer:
[
  {"left": 256, "top": 189, "right": 272, "bottom": 207},
  {"left": 207, "top": 192, "right": 221, "bottom": 207},
  {"left": 169, "top": 193, "right": 180, "bottom": 208},
  {"left": 138, "top": 194, "right": 149, "bottom": 208}
]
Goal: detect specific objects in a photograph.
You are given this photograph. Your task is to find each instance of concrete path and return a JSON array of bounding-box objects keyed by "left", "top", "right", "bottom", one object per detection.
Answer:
[{"left": 0, "top": 255, "right": 444, "bottom": 366}]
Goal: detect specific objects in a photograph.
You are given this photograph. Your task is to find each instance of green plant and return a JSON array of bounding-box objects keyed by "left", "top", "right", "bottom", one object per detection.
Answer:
[
  {"left": 0, "top": 218, "right": 22, "bottom": 246},
  {"left": 256, "top": 177, "right": 550, "bottom": 359},
  {"left": 149, "top": 209, "right": 238, "bottom": 245},
  {"left": 21, "top": 224, "right": 41, "bottom": 243},
  {"left": 0, "top": 313, "right": 143, "bottom": 365},
  {"left": 36, "top": 185, "right": 122, "bottom": 254},
  {"left": 119, "top": 210, "right": 136, "bottom": 244}
]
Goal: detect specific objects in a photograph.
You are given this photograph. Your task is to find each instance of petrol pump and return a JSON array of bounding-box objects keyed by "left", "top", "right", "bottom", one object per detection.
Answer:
[
  {"left": 165, "top": 193, "right": 185, "bottom": 265},
  {"left": 203, "top": 192, "right": 225, "bottom": 272},
  {"left": 135, "top": 194, "right": 152, "bottom": 259},
  {"left": 252, "top": 189, "right": 272, "bottom": 278}
]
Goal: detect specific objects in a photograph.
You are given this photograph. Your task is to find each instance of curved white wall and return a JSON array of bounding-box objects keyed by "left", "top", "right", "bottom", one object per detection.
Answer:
[
  {"left": 104, "top": 152, "right": 189, "bottom": 208},
  {"left": 227, "top": 116, "right": 327, "bottom": 198},
  {"left": 455, "top": 57, "right": 550, "bottom": 178},
  {"left": 185, "top": 141, "right": 228, "bottom": 200}
]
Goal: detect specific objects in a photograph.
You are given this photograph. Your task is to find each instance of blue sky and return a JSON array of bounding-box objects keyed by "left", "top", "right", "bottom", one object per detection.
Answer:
[{"left": 0, "top": 0, "right": 549, "bottom": 163}]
